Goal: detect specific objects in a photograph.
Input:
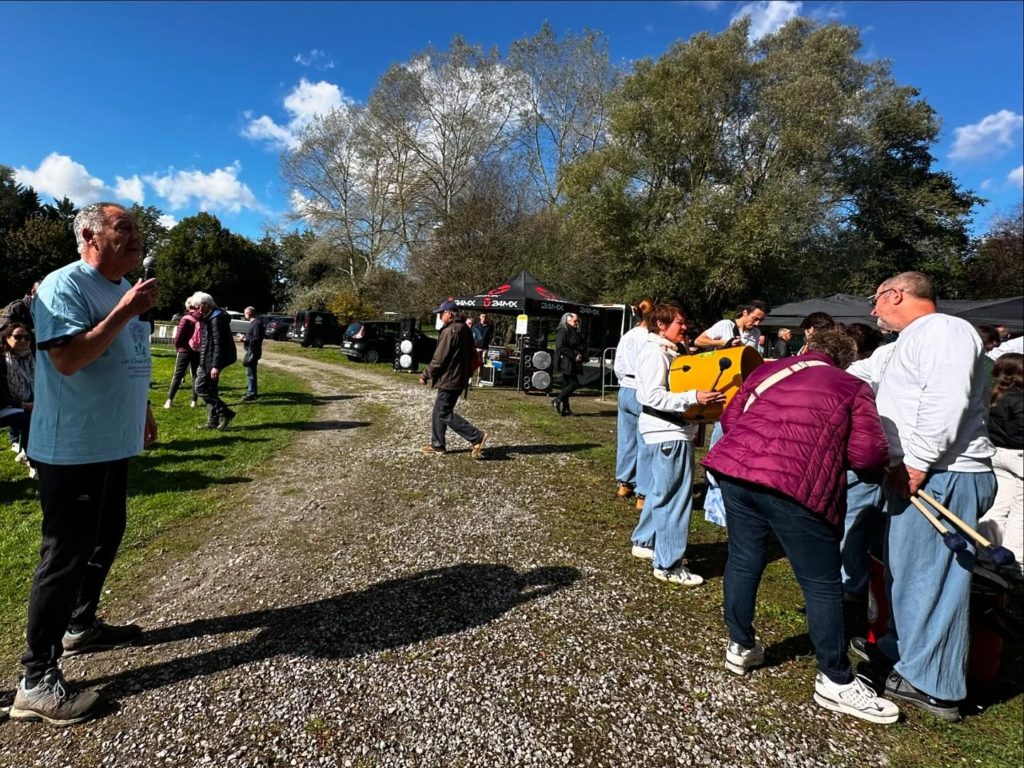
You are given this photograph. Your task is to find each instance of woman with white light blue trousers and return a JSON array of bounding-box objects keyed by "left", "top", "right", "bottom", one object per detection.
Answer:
[
  {"left": 632, "top": 301, "right": 724, "bottom": 586},
  {"left": 614, "top": 309, "right": 653, "bottom": 501}
]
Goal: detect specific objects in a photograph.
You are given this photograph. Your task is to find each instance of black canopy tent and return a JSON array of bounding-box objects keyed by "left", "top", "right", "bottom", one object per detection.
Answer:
[
  {"left": 444, "top": 270, "right": 629, "bottom": 391},
  {"left": 450, "top": 270, "right": 595, "bottom": 317},
  {"left": 765, "top": 294, "right": 1024, "bottom": 334}
]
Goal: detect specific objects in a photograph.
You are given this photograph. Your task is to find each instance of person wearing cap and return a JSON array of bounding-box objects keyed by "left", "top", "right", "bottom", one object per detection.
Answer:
[{"left": 420, "top": 299, "right": 488, "bottom": 458}]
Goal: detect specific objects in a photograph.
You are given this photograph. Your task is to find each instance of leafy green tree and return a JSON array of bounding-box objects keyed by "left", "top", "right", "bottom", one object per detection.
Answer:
[
  {"left": 129, "top": 204, "right": 172, "bottom": 258},
  {"left": 563, "top": 19, "right": 979, "bottom": 322},
  {"left": 152, "top": 212, "right": 276, "bottom": 316},
  {"left": 3, "top": 215, "right": 78, "bottom": 289},
  {"left": 959, "top": 204, "right": 1024, "bottom": 299}
]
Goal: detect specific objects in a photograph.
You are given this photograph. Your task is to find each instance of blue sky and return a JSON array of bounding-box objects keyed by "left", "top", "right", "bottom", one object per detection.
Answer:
[{"left": 2, "top": 1, "right": 1021, "bottom": 240}]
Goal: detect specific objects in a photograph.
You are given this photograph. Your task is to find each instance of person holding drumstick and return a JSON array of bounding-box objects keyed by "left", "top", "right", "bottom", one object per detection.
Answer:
[
  {"left": 633, "top": 301, "right": 724, "bottom": 586},
  {"left": 694, "top": 300, "right": 768, "bottom": 351}
]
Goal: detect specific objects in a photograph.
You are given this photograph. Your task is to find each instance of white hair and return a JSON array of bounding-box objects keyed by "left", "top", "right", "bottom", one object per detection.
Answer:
[
  {"left": 73, "top": 202, "right": 124, "bottom": 254},
  {"left": 186, "top": 291, "right": 215, "bottom": 309}
]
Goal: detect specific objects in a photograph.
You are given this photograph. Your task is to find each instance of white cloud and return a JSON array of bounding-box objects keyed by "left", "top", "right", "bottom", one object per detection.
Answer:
[
  {"left": 158, "top": 214, "right": 178, "bottom": 229},
  {"left": 980, "top": 178, "right": 994, "bottom": 191},
  {"left": 1010, "top": 165, "right": 1024, "bottom": 189},
  {"left": 114, "top": 174, "right": 145, "bottom": 204},
  {"left": 294, "top": 48, "right": 335, "bottom": 69},
  {"left": 144, "top": 162, "right": 262, "bottom": 213},
  {"left": 949, "top": 110, "right": 1023, "bottom": 160},
  {"left": 14, "top": 152, "right": 107, "bottom": 204},
  {"left": 732, "top": 1, "right": 802, "bottom": 41},
  {"left": 243, "top": 78, "right": 349, "bottom": 149}
]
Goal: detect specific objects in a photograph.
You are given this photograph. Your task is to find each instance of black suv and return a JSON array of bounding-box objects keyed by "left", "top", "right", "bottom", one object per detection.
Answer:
[
  {"left": 292, "top": 310, "right": 344, "bottom": 347},
  {"left": 263, "top": 314, "right": 293, "bottom": 341},
  {"left": 341, "top": 320, "right": 436, "bottom": 364}
]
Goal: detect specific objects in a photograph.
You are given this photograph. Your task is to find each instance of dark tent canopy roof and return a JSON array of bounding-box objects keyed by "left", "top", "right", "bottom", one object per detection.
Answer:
[
  {"left": 765, "top": 294, "right": 1023, "bottom": 334},
  {"left": 449, "top": 270, "right": 593, "bottom": 316}
]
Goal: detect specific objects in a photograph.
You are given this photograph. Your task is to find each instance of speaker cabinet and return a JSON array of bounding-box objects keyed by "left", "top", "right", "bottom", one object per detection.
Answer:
[
  {"left": 521, "top": 347, "right": 552, "bottom": 393},
  {"left": 394, "top": 323, "right": 419, "bottom": 373}
]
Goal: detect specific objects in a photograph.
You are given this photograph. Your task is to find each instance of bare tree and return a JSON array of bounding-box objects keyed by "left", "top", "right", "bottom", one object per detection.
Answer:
[{"left": 508, "top": 23, "right": 620, "bottom": 208}]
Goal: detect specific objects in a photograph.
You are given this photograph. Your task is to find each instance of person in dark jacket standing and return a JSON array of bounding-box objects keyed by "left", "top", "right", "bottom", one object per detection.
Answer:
[
  {"left": 703, "top": 330, "right": 898, "bottom": 724},
  {"left": 552, "top": 312, "right": 586, "bottom": 416},
  {"left": 241, "top": 306, "right": 264, "bottom": 401},
  {"left": 190, "top": 291, "right": 237, "bottom": 430},
  {"left": 978, "top": 352, "right": 1023, "bottom": 572},
  {"left": 420, "top": 299, "right": 487, "bottom": 458}
]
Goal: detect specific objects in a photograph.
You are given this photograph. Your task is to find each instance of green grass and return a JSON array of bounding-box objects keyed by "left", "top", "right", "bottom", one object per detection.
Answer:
[{"left": 0, "top": 346, "right": 313, "bottom": 663}]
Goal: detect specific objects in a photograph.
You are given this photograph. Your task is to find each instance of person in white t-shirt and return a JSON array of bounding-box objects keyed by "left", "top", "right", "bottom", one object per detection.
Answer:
[
  {"left": 854, "top": 271, "right": 996, "bottom": 722},
  {"left": 694, "top": 300, "right": 768, "bottom": 352},
  {"left": 613, "top": 300, "right": 653, "bottom": 502}
]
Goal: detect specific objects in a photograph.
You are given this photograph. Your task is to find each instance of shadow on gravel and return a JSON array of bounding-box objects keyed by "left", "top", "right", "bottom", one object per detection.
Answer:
[
  {"left": 87, "top": 563, "right": 581, "bottom": 702},
  {"left": 224, "top": 419, "right": 371, "bottom": 433},
  {"left": 234, "top": 391, "right": 359, "bottom": 406},
  {"left": 482, "top": 443, "right": 601, "bottom": 461}
]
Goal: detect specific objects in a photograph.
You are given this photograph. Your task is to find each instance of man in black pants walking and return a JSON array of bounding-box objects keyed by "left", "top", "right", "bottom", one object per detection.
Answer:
[{"left": 420, "top": 299, "right": 488, "bottom": 458}]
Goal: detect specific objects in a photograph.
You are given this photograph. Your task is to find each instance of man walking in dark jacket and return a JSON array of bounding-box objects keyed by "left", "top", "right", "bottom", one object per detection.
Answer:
[
  {"left": 241, "top": 306, "right": 264, "bottom": 401},
  {"left": 189, "top": 292, "right": 237, "bottom": 429},
  {"left": 420, "top": 299, "right": 488, "bottom": 458}
]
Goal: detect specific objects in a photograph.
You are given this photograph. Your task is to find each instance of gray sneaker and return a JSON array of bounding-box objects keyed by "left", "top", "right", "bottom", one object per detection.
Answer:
[
  {"left": 9, "top": 668, "right": 100, "bottom": 726},
  {"left": 63, "top": 619, "right": 142, "bottom": 656},
  {"left": 725, "top": 639, "right": 765, "bottom": 675}
]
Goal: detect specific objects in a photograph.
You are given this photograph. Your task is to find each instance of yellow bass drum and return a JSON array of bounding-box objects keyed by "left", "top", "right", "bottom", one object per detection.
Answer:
[{"left": 667, "top": 346, "right": 764, "bottom": 423}]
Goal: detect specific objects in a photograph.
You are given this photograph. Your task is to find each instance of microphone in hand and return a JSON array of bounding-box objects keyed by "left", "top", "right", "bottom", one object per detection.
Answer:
[{"left": 140, "top": 255, "right": 158, "bottom": 324}]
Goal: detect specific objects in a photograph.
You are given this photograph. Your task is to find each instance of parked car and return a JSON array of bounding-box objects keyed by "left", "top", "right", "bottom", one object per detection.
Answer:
[
  {"left": 340, "top": 320, "right": 436, "bottom": 364},
  {"left": 225, "top": 310, "right": 250, "bottom": 335},
  {"left": 263, "top": 314, "right": 293, "bottom": 341},
  {"left": 291, "top": 310, "right": 344, "bottom": 347}
]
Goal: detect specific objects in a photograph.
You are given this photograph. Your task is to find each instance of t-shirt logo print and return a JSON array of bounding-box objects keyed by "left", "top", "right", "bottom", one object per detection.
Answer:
[{"left": 129, "top": 321, "right": 150, "bottom": 358}]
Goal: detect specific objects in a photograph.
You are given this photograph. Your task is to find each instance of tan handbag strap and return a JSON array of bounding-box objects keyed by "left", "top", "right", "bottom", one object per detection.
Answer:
[{"left": 742, "top": 360, "right": 829, "bottom": 413}]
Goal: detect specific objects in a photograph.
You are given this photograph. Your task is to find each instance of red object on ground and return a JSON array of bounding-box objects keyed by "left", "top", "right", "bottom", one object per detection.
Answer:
[{"left": 865, "top": 556, "right": 1006, "bottom": 685}]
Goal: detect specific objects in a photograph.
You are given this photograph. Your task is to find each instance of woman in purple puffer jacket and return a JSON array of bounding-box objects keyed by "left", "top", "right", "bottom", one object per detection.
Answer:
[
  {"left": 163, "top": 299, "right": 202, "bottom": 409},
  {"left": 703, "top": 330, "right": 897, "bottom": 724}
]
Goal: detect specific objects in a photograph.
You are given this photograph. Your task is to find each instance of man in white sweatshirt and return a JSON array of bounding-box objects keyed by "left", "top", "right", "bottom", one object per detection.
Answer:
[{"left": 858, "top": 271, "right": 995, "bottom": 721}]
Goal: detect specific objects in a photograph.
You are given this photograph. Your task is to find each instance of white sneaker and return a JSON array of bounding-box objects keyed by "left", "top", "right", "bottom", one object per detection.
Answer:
[
  {"left": 15, "top": 450, "right": 29, "bottom": 465},
  {"left": 725, "top": 640, "right": 765, "bottom": 675},
  {"left": 190, "top": 399, "right": 197, "bottom": 408},
  {"left": 163, "top": 399, "right": 172, "bottom": 409},
  {"left": 28, "top": 467, "right": 38, "bottom": 480},
  {"left": 653, "top": 564, "right": 704, "bottom": 586},
  {"left": 631, "top": 545, "right": 655, "bottom": 560},
  {"left": 813, "top": 672, "right": 900, "bottom": 724}
]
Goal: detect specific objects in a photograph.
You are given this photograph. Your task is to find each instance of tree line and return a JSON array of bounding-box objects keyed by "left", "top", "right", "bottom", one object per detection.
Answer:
[{"left": 3, "top": 19, "right": 1021, "bottom": 323}]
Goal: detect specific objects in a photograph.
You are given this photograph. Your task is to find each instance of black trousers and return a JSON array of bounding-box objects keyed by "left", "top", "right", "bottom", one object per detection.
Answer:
[
  {"left": 22, "top": 459, "right": 129, "bottom": 684},
  {"left": 167, "top": 349, "right": 199, "bottom": 401},
  {"left": 194, "top": 366, "right": 233, "bottom": 425},
  {"left": 430, "top": 388, "right": 483, "bottom": 449},
  {"left": 555, "top": 373, "right": 581, "bottom": 412}
]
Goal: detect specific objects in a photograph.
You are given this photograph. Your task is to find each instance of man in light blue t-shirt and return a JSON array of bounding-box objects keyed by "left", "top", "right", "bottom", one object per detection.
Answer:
[{"left": 10, "top": 203, "right": 158, "bottom": 727}]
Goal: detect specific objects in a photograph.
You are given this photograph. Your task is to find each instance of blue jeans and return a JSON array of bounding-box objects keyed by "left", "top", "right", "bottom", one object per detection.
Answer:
[
  {"left": 615, "top": 387, "right": 640, "bottom": 487},
  {"left": 840, "top": 470, "right": 884, "bottom": 597},
  {"left": 245, "top": 361, "right": 259, "bottom": 397},
  {"left": 879, "top": 469, "right": 996, "bottom": 701},
  {"left": 643, "top": 440, "right": 695, "bottom": 570},
  {"left": 721, "top": 478, "right": 851, "bottom": 684}
]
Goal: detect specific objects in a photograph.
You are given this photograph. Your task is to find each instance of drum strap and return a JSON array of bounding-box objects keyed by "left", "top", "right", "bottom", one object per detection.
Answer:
[
  {"left": 641, "top": 405, "right": 692, "bottom": 427},
  {"left": 742, "top": 360, "right": 829, "bottom": 413}
]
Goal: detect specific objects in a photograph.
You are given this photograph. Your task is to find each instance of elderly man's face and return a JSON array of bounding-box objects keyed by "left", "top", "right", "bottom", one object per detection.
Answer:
[{"left": 89, "top": 205, "right": 142, "bottom": 275}]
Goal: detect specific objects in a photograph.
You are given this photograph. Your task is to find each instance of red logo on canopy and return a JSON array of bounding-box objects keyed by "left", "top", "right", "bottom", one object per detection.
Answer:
[
  {"left": 483, "top": 296, "right": 492, "bottom": 307},
  {"left": 536, "top": 286, "right": 558, "bottom": 300},
  {"left": 486, "top": 284, "right": 511, "bottom": 297}
]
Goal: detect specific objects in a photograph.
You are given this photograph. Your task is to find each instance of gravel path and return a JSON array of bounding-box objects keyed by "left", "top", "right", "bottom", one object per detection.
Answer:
[{"left": 0, "top": 350, "right": 890, "bottom": 767}]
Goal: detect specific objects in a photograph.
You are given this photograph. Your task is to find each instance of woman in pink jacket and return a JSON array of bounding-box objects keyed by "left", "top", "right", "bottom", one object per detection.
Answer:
[{"left": 703, "top": 330, "right": 897, "bottom": 724}]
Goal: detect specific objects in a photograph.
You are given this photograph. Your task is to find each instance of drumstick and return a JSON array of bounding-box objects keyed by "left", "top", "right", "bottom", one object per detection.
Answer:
[
  {"left": 908, "top": 496, "right": 968, "bottom": 553},
  {"left": 916, "top": 490, "right": 1016, "bottom": 565}
]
